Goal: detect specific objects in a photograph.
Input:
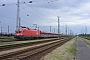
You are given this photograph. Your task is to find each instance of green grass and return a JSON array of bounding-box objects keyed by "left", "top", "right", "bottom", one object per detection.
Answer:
[
  {"left": 0, "top": 36, "right": 14, "bottom": 39},
  {"left": 46, "top": 37, "right": 77, "bottom": 60},
  {"left": 83, "top": 40, "right": 90, "bottom": 46},
  {"left": 0, "top": 41, "right": 32, "bottom": 46},
  {"left": 64, "top": 37, "right": 76, "bottom": 60},
  {"left": 68, "top": 37, "right": 77, "bottom": 53},
  {"left": 66, "top": 40, "right": 76, "bottom": 55},
  {"left": 62, "top": 37, "right": 77, "bottom": 60},
  {"left": 81, "top": 37, "right": 90, "bottom": 46},
  {"left": 51, "top": 54, "right": 62, "bottom": 60}
]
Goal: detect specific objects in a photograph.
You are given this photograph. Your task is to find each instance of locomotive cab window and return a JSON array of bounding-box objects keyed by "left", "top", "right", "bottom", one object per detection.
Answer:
[
  {"left": 23, "top": 30, "right": 26, "bottom": 32},
  {"left": 15, "top": 29, "right": 22, "bottom": 33}
]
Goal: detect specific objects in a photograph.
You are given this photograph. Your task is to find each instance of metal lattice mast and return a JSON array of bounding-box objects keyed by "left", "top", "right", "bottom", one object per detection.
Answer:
[
  {"left": 58, "top": 16, "right": 60, "bottom": 39},
  {"left": 16, "top": 0, "right": 20, "bottom": 29},
  {"left": 66, "top": 25, "right": 67, "bottom": 35},
  {"left": 8, "top": 25, "right": 9, "bottom": 34}
]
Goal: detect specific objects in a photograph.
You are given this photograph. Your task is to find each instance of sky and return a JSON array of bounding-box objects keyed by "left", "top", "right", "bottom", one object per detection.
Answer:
[{"left": 0, "top": 0, "right": 90, "bottom": 35}]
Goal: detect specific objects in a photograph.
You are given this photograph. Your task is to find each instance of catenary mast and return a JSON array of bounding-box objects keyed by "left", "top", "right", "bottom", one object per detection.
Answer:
[{"left": 16, "top": 0, "right": 20, "bottom": 29}]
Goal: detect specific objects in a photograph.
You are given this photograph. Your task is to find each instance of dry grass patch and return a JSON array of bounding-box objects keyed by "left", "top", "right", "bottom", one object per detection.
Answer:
[{"left": 43, "top": 37, "right": 77, "bottom": 60}]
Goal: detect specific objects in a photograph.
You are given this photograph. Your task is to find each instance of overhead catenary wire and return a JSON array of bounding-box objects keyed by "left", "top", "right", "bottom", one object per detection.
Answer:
[
  {"left": 21, "top": 1, "right": 50, "bottom": 20},
  {"left": 5, "top": 0, "right": 58, "bottom": 23},
  {"left": 2, "top": 0, "right": 59, "bottom": 21},
  {"left": 34, "top": 0, "right": 51, "bottom": 14},
  {"left": 37, "top": 0, "right": 60, "bottom": 25},
  {"left": 0, "top": 0, "right": 60, "bottom": 32},
  {"left": 45, "top": 0, "right": 59, "bottom": 16},
  {"left": 4, "top": 0, "right": 36, "bottom": 25},
  {"left": 33, "top": 0, "right": 56, "bottom": 21},
  {"left": 24, "top": 2, "right": 58, "bottom": 24},
  {"left": 5, "top": 0, "right": 51, "bottom": 23},
  {"left": 49, "top": 2, "right": 59, "bottom": 16},
  {"left": 0, "top": 0, "right": 35, "bottom": 32},
  {"left": 39, "top": 0, "right": 54, "bottom": 13},
  {"left": 6, "top": 0, "right": 16, "bottom": 4},
  {"left": 0, "top": 5, "right": 32, "bottom": 27},
  {"left": 21, "top": 3, "right": 46, "bottom": 19},
  {"left": 25, "top": 3, "right": 51, "bottom": 20},
  {"left": 20, "top": 0, "right": 59, "bottom": 30},
  {"left": 34, "top": 0, "right": 60, "bottom": 23}
]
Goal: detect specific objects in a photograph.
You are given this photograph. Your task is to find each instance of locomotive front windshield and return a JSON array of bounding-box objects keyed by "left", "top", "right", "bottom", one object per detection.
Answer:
[{"left": 15, "top": 29, "right": 22, "bottom": 33}]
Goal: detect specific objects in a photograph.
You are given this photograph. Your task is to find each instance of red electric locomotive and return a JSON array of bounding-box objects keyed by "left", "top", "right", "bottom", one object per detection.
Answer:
[
  {"left": 14, "top": 27, "right": 58, "bottom": 39},
  {"left": 15, "top": 27, "right": 41, "bottom": 39}
]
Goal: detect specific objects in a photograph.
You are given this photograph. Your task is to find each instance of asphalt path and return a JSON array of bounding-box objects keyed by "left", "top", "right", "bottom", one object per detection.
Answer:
[{"left": 76, "top": 38, "right": 90, "bottom": 60}]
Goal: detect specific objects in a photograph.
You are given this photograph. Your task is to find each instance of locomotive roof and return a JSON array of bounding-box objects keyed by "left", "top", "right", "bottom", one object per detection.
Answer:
[
  {"left": 17, "top": 27, "right": 40, "bottom": 31},
  {"left": 16, "top": 27, "right": 59, "bottom": 35}
]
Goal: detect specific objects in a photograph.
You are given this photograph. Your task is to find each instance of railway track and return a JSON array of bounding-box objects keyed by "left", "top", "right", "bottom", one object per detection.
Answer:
[
  {"left": 0, "top": 38, "right": 58, "bottom": 51},
  {"left": 0, "top": 37, "right": 74, "bottom": 60},
  {"left": 0, "top": 37, "right": 67, "bottom": 42}
]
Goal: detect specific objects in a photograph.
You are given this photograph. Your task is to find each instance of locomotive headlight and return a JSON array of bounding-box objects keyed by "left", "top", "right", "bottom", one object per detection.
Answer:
[
  {"left": 16, "top": 34, "right": 19, "bottom": 36},
  {"left": 20, "top": 33, "right": 22, "bottom": 35}
]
